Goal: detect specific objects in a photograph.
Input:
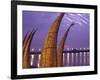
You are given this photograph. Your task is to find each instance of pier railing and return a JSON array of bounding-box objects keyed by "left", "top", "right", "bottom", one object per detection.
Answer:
[{"left": 30, "top": 48, "right": 90, "bottom": 68}]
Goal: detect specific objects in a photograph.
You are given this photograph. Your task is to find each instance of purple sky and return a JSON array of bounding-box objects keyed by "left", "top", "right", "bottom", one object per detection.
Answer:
[{"left": 22, "top": 11, "right": 90, "bottom": 51}]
